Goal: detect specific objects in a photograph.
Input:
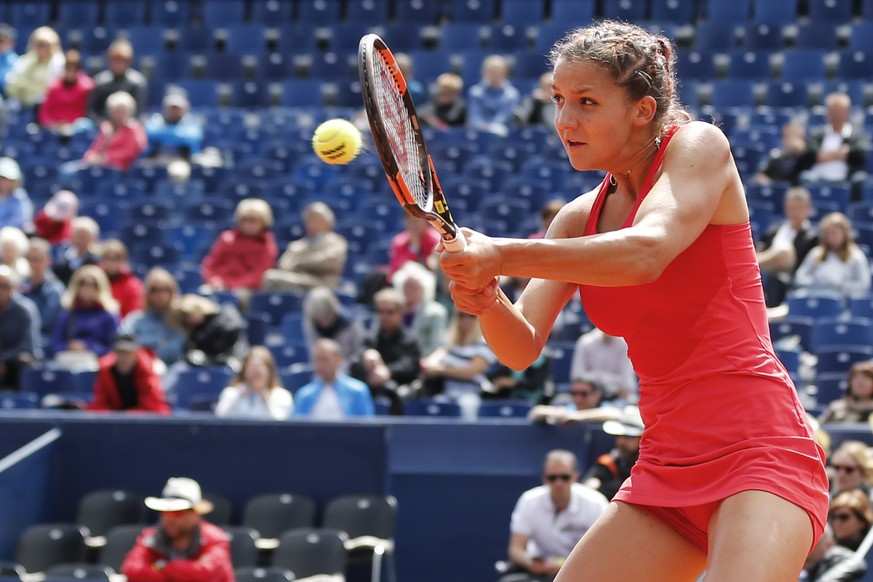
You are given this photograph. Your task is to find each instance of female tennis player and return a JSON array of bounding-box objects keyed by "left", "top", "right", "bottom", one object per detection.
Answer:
[{"left": 440, "top": 21, "right": 829, "bottom": 581}]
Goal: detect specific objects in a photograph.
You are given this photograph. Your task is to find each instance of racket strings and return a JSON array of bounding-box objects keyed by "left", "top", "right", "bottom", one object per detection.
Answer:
[{"left": 372, "top": 54, "right": 430, "bottom": 210}]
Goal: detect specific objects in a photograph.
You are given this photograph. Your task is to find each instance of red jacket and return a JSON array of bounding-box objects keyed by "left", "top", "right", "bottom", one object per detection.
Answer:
[
  {"left": 121, "top": 521, "right": 234, "bottom": 582},
  {"left": 87, "top": 348, "right": 170, "bottom": 414},
  {"left": 201, "top": 228, "right": 278, "bottom": 290},
  {"left": 38, "top": 72, "right": 95, "bottom": 126},
  {"left": 109, "top": 269, "right": 145, "bottom": 318},
  {"left": 33, "top": 209, "right": 72, "bottom": 244},
  {"left": 84, "top": 120, "right": 148, "bottom": 171},
  {"left": 389, "top": 227, "right": 440, "bottom": 276}
]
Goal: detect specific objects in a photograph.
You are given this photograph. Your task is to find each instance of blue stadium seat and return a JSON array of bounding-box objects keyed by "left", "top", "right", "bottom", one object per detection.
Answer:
[
  {"left": 130, "top": 243, "right": 182, "bottom": 270},
  {"left": 20, "top": 368, "right": 77, "bottom": 396},
  {"left": 786, "top": 292, "right": 845, "bottom": 321},
  {"left": 223, "top": 25, "right": 267, "bottom": 55},
  {"left": 485, "top": 23, "right": 529, "bottom": 51},
  {"left": 806, "top": 183, "right": 850, "bottom": 212},
  {"left": 602, "top": 0, "right": 646, "bottom": 22},
  {"left": 769, "top": 316, "right": 814, "bottom": 353},
  {"left": 269, "top": 343, "right": 311, "bottom": 369},
  {"left": 105, "top": 1, "right": 148, "bottom": 28},
  {"left": 676, "top": 50, "right": 716, "bottom": 80},
  {"left": 850, "top": 295, "right": 873, "bottom": 319},
  {"left": 120, "top": 222, "right": 166, "bottom": 246},
  {"left": 547, "top": 342, "right": 575, "bottom": 385},
  {"left": 379, "top": 23, "right": 425, "bottom": 52},
  {"left": 228, "top": 81, "right": 272, "bottom": 108},
  {"left": 764, "top": 82, "right": 809, "bottom": 109},
  {"left": 501, "top": 0, "right": 546, "bottom": 25},
  {"left": 152, "top": 0, "right": 192, "bottom": 27},
  {"left": 327, "top": 23, "right": 379, "bottom": 54},
  {"left": 200, "top": 0, "right": 246, "bottom": 28},
  {"left": 281, "top": 364, "right": 314, "bottom": 393},
  {"left": 743, "top": 23, "right": 784, "bottom": 50},
  {"left": 793, "top": 22, "right": 839, "bottom": 50},
  {"left": 808, "top": 0, "right": 852, "bottom": 22},
  {"left": 394, "top": 0, "right": 441, "bottom": 24},
  {"left": 816, "top": 347, "right": 873, "bottom": 378},
  {"left": 726, "top": 50, "right": 773, "bottom": 79},
  {"left": 0, "top": 391, "right": 39, "bottom": 410},
  {"left": 815, "top": 372, "right": 847, "bottom": 406},
  {"left": 704, "top": 0, "right": 751, "bottom": 23},
  {"left": 779, "top": 49, "right": 827, "bottom": 82},
  {"left": 171, "top": 366, "right": 235, "bottom": 410},
  {"left": 297, "top": 0, "right": 342, "bottom": 24},
  {"left": 863, "top": 0, "right": 873, "bottom": 19},
  {"left": 439, "top": 22, "right": 486, "bottom": 52},
  {"left": 9, "top": 1, "right": 51, "bottom": 31},
  {"left": 57, "top": 2, "right": 100, "bottom": 28},
  {"left": 278, "top": 80, "right": 325, "bottom": 108},
  {"left": 345, "top": 0, "right": 391, "bottom": 25},
  {"left": 819, "top": 81, "right": 866, "bottom": 109},
  {"left": 693, "top": 22, "right": 739, "bottom": 51},
  {"left": 275, "top": 25, "right": 319, "bottom": 54},
  {"left": 403, "top": 399, "right": 463, "bottom": 418},
  {"left": 331, "top": 80, "right": 364, "bottom": 108},
  {"left": 752, "top": 0, "right": 797, "bottom": 25},
  {"left": 254, "top": 53, "right": 294, "bottom": 81},
  {"left": 250, "top": 293, "right": 305, "bottom": 327},
  {"left": 477, "top": 400, "right": 533, "bottom": 419},
  {"left": 848, "top": 22, "right": 873, "bottom": 53},
  {"left": 305, "top": 52, "right": 354, "bottom": 81},
  {"left": 119, "top": 26, "right": 168, "bottom": 57},
  {"left": 245, "top": 312, "right": 271, "bottom": 346},
  {"left": 445, "top": 0, "right": 496, "bottom": 23},
  {"left": 837, "top": 50, "right": 873, "bottom": 79},
  {"left": 535, "top": 22, "right": 571, "bottom": 53},
  {"left": 126, "top": 202, "right": 169, "bottom": 224},
  {"left": 199, "top": 54, "right": 246, "bottom": 80},
  {"left": 709, "top": 79, "right": 758, "bottom": 109},
  {"left": 651, "top": 0, "right": 696, "bottom": 24},
  {"left": 812, "top": 318, "right": 873, "bottom": 352},
  {"left": 251, "top": 0, "right": 293, "bottom": 23},
  {"left": 776, "top": 347, "right": 800, "bottom": 377},
  {"left": 172, "top": 80, "right": 220, "bottom": 108}
]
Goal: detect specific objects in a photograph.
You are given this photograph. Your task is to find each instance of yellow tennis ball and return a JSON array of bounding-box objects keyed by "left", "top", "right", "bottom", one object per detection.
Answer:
[{"left": 312, "top": 119, "right": 362, "bottom": 165}]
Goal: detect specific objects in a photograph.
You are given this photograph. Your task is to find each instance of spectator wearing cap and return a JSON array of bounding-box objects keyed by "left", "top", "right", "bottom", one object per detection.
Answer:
[
  {"left": 0, "top": 24, "right": 18, "bottom": 94},
  {"left": 22, "top": 238, "right": 64, "bottom": 352},
  {"left": 88, "top": 38, "right": 147, "bottom": 122},
  {"left": 583, "top": 407, "right": 643, "bottom": 500},
  {"left": 144, "top": 91, "right": 204, "bottom": 164},
  {"left": 122, "top": 477, "right": 233, "bottom": 581},
  {"left": 0, "top": 265, "right": 40, "bottom": 390},
  {"left": 0, "top": 157, "right": 32, "bottom": 231},
  {"left": 87, "top": 334, "right": 169, "bottom": 414},
  {"left": 32, "top": 189, "right": 78, "bottom": 245},
  {"left": 38, "top": 49, "right": 94, "bottom": 136},
  {"left": 502, "top": 450, "right": 608, "bottom": 582},
  {"left": 4, "top": 26, "right": 64, "bottom": 111}
]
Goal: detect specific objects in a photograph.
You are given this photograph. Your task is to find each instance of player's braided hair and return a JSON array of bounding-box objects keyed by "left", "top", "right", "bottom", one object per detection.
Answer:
[{"left": 548, "top": 20, "right": 690, "bottom": 132}]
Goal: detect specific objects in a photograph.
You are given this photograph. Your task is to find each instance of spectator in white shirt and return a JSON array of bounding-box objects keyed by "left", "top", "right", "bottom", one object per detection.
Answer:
[
  {"left": 215, "top": 346, "right": 292, "bottom": 420},
  {"left": 793, "top": 212, "right": 871, "bottom": 300},
  {"left": 569, "top": 327, "right": 637, "bottom": 403}
]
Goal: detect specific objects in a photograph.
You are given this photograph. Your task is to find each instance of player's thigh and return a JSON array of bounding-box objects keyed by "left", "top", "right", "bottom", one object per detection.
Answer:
[
  {"left": 705, "top": 490, "right": 813, "bottom": 582},
  {"left": 555, "top": 501, "right": 707, "bottom": 582}
]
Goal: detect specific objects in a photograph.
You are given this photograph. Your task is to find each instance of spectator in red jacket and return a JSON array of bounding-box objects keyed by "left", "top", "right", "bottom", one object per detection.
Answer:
[
  {"left": 38, "top": 49, "right": 94, "bottom": 136},
  {"left": 32, "top": 189, "right": 78, "bottom": 245},
  {"left": 122, "top": 477, "right": 233, "bottom": 582},
  {"left": 99, "top": 239, "right": 144, "bottom": 318},
  {"left": 201, "top": 198, "right": 278, "bottom": 296},
  {"left": 87, "top": 333, "right": 169, "bottom": 414},
  {"left": 388, "top": 214, "right": 440, "bottom": 278}
]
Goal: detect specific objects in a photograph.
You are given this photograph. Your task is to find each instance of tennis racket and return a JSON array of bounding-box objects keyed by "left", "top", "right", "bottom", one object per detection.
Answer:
[{"left": 358, "top": 34, "right": 466, "bottom": 252}]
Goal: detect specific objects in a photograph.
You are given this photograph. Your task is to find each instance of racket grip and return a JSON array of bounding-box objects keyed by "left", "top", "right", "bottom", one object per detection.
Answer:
[{"left": 443, "top": 232, "right": 467, "bottom": 252}]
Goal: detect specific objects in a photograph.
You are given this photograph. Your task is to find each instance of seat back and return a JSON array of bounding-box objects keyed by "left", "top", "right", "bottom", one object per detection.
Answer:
[
  {"left": 98, "top": 525, "right": 144, "bottom": 572},
  {"left": 322, "top": 495, "right": 398, "bottom": 542},
  {"left": 16, "top": 524, "right": 87, "bottom": 574},
  {"left": 222, "top": 527, "right": 259, "bottom": 568},
  {"left": 44, "top": 563, "right": 112, "bottom": 580},
  {"left": 76, "top": 489, "right": 146, "bottom": 538},
  {"left": 271, "top": 528, "right": 348, "bottom": 577},
  {"left": 242, "top": 493, "right": 317, "bottom": 540},
  {"left": 234, "top": 566, "right": 295, "bottom": 582}
]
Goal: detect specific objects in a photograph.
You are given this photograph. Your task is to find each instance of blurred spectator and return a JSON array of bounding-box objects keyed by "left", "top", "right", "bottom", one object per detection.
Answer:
[
  {"left": 32, "top": 189, "right": 78, "bottom": 245},
  {"left": 515, "top": 71, "right": 555, "bottom": 127},
  {"left": 119, "top": 267, "right": 186, "bottom": 367},
  {"left": 830, "top": 489, "right": 873, "bottom": 551},
  {"left": 419, "top": 310, "right": 496, "bottom": 419},
  {"left": 78, "top": 90, "right": 147, "bottom": 172},
  {"left": 0, "top": 265, "right": 40, "bottom": 390},
  {"left": 4, "top": 26, "right": 64, "bottom": 112},
  {"left": 583, "top": 407, "right": 644, "bottom": 499},
  {"left": 88, "top": 38, "right": 146, "bottom": 122},
  {"left": 802, "top": 524, "right": 867, "bottom": 582},
  {"left": 87, "top": 333, "right": 169, "bottom": 414},
  {"left": 527, "top": 375, "right": 614, "bottom": 424},
  {"left": 38, "top": 49, "right": 94, "bottom": 135},
  {"left": 570, "top": 327, "right": 637, "bottom": 403},
  {"left": 0, "top": 225, "right": 29, "bottom": 278},
  {"left": 122, "top": 477, "right": 233, "bottom": 582},
  {"left": 829, "top": 441, "right": 873, "bottom": 498},
  {"left": 99, "top": 239, "right": 144, "bottom": 318},
  {"left": 293, "top": 338, "right": 375, "bottom": 420},
  {"left": 215, "top": 345, "right": 292, "bottom": 420},
  {"left": 818, "top": 362, "right": 873, "bottom": 425},
  {"left": 389, "top": 214, "right": 440, "bottom": 277},
  {"left": 395, "top": 52, "right": 426, "bottom": 107},
  {"left": 419, "top": 72, "right": 467, "bottom": 129},
  {"left": 467, "top": 54, "right": 520, "bottom": 137},
  {"left": 50, "top": 264, "right": 118, "bottom": 362},
  {"left": 349, "top": 288, "right": 421, "bottom": 414},
  {"left": 393, "top": 260, "right": 448, "bottom": 357},
  {"left": 756, "top": 187, "right": 818, "bottom": 307},
  {"left": 22, "top": 237, "right": 64, "bottom": 352},
  {"left": 202, "top": 198, "right": 278, "bottom": 297},
  {"left": 144, "top": 91, "right": 204, "bottom": 164},
  {"left": 0, "top": 24, "right": 18, "bottom": 95},
  {"left": 753, "top": 122, "right": 815, "bottom": 186},
  {"left": 0, "top": 157, "right": 32, "bottom": 231},
  {"left": 301, "top": 286, "right": 364, "bottom": 361},
  {"left": 793, "top": 212, "right": 871, "bottom": 300},
  {"left": 488, "top": 350, "right": 553, "bottom": 405},
  {"left": 262, "top": 201, "right": 346, "bottom": 292},
  {"left": 53, "top": 216, "right": 100, "bottom": 285},
  {"left": 528, "top": 198, "right": 565, "bottom": 239},
  {"left": 803, "top": 93, "right": 868, "bottom": 197},
  {"left": 503, "top": 450, "right": 608, "bottom": 582},
  {"left": 173, "top": 294, "right": 247, "bottom": 369}
]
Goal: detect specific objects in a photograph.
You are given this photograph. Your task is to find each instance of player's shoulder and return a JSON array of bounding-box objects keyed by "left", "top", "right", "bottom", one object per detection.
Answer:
[
  {"left": 548, "top": 183, "right": 601, "bottom": 239},
  {"left": 670, "top": 121, "right": 730, "bottom": 153}
]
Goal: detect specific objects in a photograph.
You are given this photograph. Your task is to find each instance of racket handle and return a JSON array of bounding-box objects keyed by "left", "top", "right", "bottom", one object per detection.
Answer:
[{"left": 443, "top": 231, "right": 466, "bottom": 252}]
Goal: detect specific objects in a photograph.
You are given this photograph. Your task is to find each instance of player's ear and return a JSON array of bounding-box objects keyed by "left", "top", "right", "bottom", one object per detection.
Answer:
[{"left": 632, "top": 95, "right": 657, "bottom": 127}]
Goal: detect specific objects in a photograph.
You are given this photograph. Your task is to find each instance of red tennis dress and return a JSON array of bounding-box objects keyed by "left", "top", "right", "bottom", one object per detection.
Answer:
[{"left": 578, "top": 126, "right": 829, "bottom": 551}]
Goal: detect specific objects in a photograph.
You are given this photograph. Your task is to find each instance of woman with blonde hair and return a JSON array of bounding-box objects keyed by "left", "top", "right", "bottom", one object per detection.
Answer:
[
  {"left": 0, "top": 225, "right": 30, "bottom": 278},
  {"left": 794, "top": 212, "right": 871, "bottom": 299},
  {"left": 50, "top": 264, "right": 118, "bottom": 359},
  {"left": 5, "top": 26, "right": 64, "bottom": 110},
  {"left": 829, "top": 489, "right": 873, "bottom": 551},
  {"left": 829, "top": 440, "right": 873, "bottom": 498},
  {"left": 119, "top": 267, "right": 185, "bottom": 366},
  {"left": 215, "top": 345, "right": 292, "bottom": 420},
  {"left": 175, "top": 293, "right": 247, "bottom": 368},
  {"left": 819, "top": 362, "right": 873, "bottom": 424}
]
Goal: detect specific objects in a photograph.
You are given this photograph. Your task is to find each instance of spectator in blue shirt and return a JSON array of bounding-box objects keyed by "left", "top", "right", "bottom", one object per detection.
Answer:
[
  {"left": 0, "top": 265, "right": 41, "bottom": 390},
  {"left": 0, "top": 24, "right": 18, "bottom": 94},
  {"left": 0, "top": 157, "right": 32, "bottom": 231},
  {"left": 467, "top": 54, "right": 520, "bottom": 137},
  {"left": 293, "top": 338, "right": 375, "bottom": 420},
  {"left": 144, "top": 91, "right": 203, "bottom": 164},
  {"left": 21, "top": 238, "right": 63, "bottom": 353}
]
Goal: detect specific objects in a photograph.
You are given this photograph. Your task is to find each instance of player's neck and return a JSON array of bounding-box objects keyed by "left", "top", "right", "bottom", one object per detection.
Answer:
[{"left": 609, "top": 134, "right": 662, "bottom": 198}]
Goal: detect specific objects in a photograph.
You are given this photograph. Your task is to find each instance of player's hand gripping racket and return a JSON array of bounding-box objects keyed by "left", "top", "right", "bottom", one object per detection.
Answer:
[{"left": 358, "top": 34, "right": 466, "bottom": 252}]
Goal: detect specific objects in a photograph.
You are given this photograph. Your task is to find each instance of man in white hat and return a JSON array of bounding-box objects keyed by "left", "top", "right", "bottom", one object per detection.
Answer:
[
  {"left": 583, "top": 407, "right": 643, "bottom": 500},
  {"left": 121, "top": 477, "right": 234, "bottom": 581}
]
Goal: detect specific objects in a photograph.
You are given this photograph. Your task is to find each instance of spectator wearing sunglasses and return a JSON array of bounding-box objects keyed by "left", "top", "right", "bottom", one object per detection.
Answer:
[
  {"left": 583, "top": 407, "right": 644, "bottom": 500},
  {"left": 829, "top": 489, "right": 873, "bottom": 552},
  {"left": 828, "top": 441, "right": 873, "bottom": 499},
  {"left": 502, "top": 450, "right": 608, "bottom": 582},
  {"left": 802, "top": 523, "right": 867, "bottom": 581},
  {"left": 527, "top": 375, "right": 618, "bottom": 425}
]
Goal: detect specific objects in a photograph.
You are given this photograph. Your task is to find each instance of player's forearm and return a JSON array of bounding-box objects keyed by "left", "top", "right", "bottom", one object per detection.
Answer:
[
  {"left": 494, "top": 230, "right": 666, "bottom": 287},
  {"left": 479, "top": 290, "right": 545, "bottom": 370}
]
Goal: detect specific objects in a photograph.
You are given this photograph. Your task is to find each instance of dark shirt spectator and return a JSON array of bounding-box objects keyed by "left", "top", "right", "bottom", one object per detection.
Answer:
[
  {"left": 22, "top": 237, "right": 64, "bottom": 352},
  {"left": 53, "top": 216, "right": 100, "bottom": 285},
  {"left": 0, "top": 265, "right": 40, "bottom": 390},
  {"left": 88, "top": 334, "right": 170, "bottom": 414},
  {"left": 754, "top": 122, "right": 815, "bottom": 186},
  {"left": 803, "top": 92, "right": 868, "bottom": 200},
  {"left": 583, "top": 409, "right": 643, "bottom": 500},
  {"left": 802, "top": 525, "right": 866, "bottom": 582},
  {"left": 88, "top": 38, "right": 146, "bottom": 122},
  {"left": 515, "top": 71, "right": 556, "bottom": 127},
  {"left": 174, "top": 294, "right": 248, "bottom": 368},
  {"left": 830, "top": 489, "right": 873, "bottom": 552},
  {"left": 419, "top": 72, "right": 467, "bottom": 130}
]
